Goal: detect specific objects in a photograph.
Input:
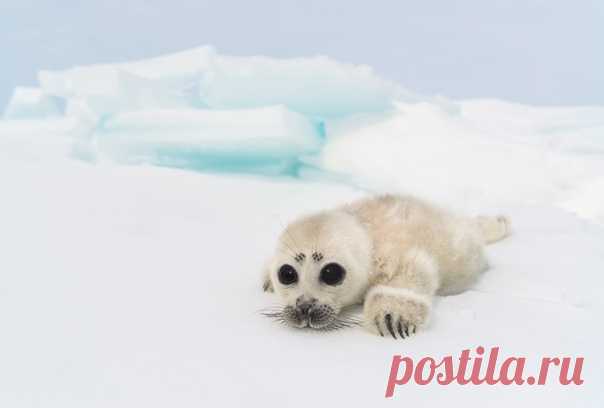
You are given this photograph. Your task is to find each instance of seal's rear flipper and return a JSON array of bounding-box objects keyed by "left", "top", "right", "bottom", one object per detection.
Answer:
[{"left": 476, "top": 215, "right": 511, "bottom": 244}]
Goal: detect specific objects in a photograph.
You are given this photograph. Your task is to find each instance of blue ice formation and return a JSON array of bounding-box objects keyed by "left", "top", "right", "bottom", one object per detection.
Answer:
[
  {"left": 93, "top": 106, "right": 323, "bottom": 175},
  {"left": 2, "top": 46, "right": 408, "bottom": 176},
  {"left": 3, "top": 87, "right": 63, "bottom": 119},
  {"left": 37, "top": 47, "right": 216, "bottom": 116},
  {"left": 196, "top": 54, "right": 407, "bottom": 119}
]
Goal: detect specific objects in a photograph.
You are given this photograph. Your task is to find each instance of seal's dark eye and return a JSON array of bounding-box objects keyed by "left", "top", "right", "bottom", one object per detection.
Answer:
[
  {"left": 278, "top": 264, "right": 298, "bottom": 285},
  {"left": 319, "top": 263, "right": 346, "bottom": 286}
]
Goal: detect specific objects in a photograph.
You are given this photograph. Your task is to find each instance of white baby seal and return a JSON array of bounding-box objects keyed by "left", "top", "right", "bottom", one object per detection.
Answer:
[{"left": 262, "top": 194, "right": 510, "bottom": 338}]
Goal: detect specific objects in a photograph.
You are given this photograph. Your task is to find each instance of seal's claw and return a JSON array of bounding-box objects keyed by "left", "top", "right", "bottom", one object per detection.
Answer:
[
  {"left": 385, "top": 313, "right": 397, "bottom": 339},
  {"left": 396, "top": 319, "right": 406, "bottom": 339},
  {"left": 374, "top": 316, "right": 384, "bottom": 336}
]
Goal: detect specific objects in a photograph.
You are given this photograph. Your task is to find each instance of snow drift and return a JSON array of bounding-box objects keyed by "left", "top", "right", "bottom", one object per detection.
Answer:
[
  {"left": 1, "top": 46, "right": 604, "bottom": 224},
  {"left": 320, "top": 100, "right": 604, "bottom": 214}
]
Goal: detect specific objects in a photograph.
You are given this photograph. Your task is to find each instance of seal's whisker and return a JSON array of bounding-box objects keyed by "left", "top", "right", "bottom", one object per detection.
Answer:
[
  {"left": 261, "top": 313, "right": 283, "bottom": 319},
  {"left": 261, "top": 310, "right": 283, "bottom": 316},
  {"left": 259, "top": 304, "right": 285, "bottom": 312},
  {"left": 260, "top": 311, "right": 281, "bottom": 316},
  {"left": 283, "top": 228, "right": 303, "bottom": 254},
  {"left": 279, "top": 239, "right": 299, "bottom": 258},
  {"left": 259, "top": 306, "right": 284, "bottom": 313},
  {"left": 273, "top": 216, "right": 301, "bottom": 259},
  {"left": 338, "top": 318, "right": 362, "bottom": 326},
  {"left": 261, "top": 310, "right": 282, "bottom": 315},
  {"left": 339, "top": 314, "right": 363, "bottom": 323}
]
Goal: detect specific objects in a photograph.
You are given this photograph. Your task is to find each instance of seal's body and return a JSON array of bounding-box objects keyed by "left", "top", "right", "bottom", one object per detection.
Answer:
[{"left": 263, "top": 194, "right": 510, "bottom": 338}]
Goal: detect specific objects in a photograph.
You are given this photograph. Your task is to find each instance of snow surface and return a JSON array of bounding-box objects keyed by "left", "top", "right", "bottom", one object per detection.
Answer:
[
  {"left": 320, "top": 100, "right": 604, "bottom": 222},
  {"left": 1, "top": 48, "right": 603, "bottom": 406}
]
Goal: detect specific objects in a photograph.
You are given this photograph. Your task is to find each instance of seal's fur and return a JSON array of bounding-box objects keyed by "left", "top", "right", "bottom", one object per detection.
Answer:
[{"left": 263, "top": 194, "right": 510, "bottom": 338}]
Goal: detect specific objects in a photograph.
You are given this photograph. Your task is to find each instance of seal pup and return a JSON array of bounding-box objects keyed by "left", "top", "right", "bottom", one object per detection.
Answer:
[{"left": 262, "top": 194, "right": 510, "bottom": 338}]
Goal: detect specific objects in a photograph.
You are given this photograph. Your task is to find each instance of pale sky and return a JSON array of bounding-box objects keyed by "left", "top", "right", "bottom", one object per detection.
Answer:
[{"left": 1, "top": 0, "right": 602, "bottom": 110}]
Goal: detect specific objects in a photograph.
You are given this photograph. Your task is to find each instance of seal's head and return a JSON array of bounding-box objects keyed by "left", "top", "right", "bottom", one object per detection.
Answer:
[{"left": 266, "top": 210, "right": 372, "bottom": 330}]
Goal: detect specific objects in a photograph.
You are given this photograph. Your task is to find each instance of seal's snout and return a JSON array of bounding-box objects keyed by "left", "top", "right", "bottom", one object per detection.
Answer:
[
  {"left": 295, "top": 296, "right": 317, "bottom": 317},
  {"left": 281, "top": 296, "right": 334, "bottom": 329}
]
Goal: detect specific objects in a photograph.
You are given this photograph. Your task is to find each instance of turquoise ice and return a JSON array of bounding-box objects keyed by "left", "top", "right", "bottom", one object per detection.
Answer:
[
  {"left": 3, "top": 46, "right": 407, "bottom": 176},
  {"left": 93, "top": 106, "right": 323, "bottom": 176}
]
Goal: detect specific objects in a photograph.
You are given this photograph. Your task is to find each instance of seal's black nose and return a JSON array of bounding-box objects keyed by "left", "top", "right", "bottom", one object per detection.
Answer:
[{"left": 295, "top": 296, "right": 317, "bottom": 316}]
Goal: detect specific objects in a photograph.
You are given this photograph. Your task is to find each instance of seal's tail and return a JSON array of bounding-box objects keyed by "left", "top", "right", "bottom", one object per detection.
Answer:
[{"left": 475, "top": 215, "right": 511, "bottom": 244}]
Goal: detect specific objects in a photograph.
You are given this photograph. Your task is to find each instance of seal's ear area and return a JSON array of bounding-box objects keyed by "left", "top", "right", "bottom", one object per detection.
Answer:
[{"left": 261, "top": 260, "right": 274, "bottom": 293}]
